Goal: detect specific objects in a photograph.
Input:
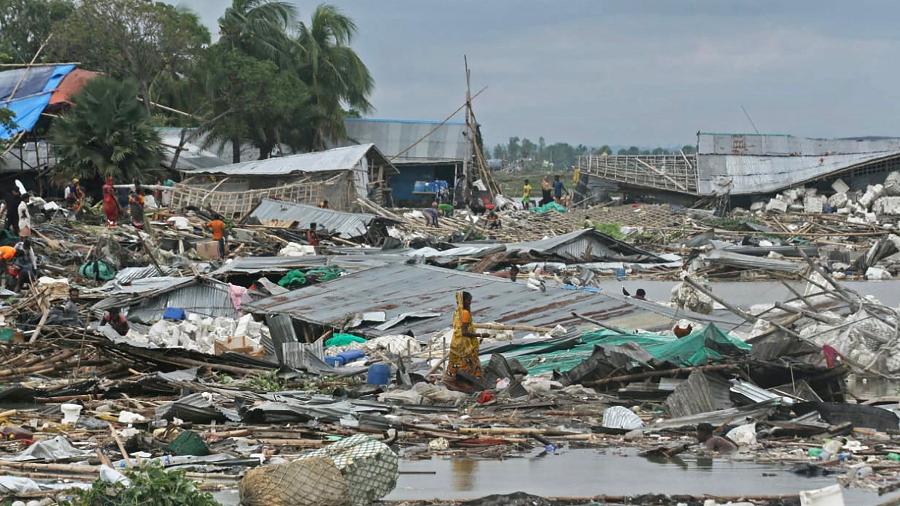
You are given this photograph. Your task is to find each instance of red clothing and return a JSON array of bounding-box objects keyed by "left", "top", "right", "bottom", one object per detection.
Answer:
[
  {"left": 307, "top": 229, "right": 320, "bottom": 246},
  {"left": 102, "top": 181, "right": 118, "bottom": 225}
]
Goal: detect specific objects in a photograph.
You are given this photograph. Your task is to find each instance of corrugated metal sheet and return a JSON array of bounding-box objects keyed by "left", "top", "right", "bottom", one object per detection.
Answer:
[
  {"left": 506, "top": 229, "right": 664, "bottom": 263},
  {"left": 340, "top": 118, "right": 468, "bottom": 162},
  {"left": 180, "top": 144, "right": 396, "bottom": 176},
  {"left": 698, "top": 133, "right": 900, "bottom": 156},
  {"left": 665, "top": 370, "right": 733, "bottom": 418},
  {"left": 698, "top": 151, "right": 900, "bottom": 195},
  {"left": 246, "top": 263, "right": 642, "bottom": 337},
  {"left": 212, "top": 255, "right": 393, "bottom": 277},
  {"left": 704, "top": 249, "right": 804, "bottom": 273},
  {"left": 247, "top": 198, "right": 381, "bottom": 237},
  {"left": 110, "top": 266, "right": 174, "bottom": 285},
  {"left": 92, "top": 276, "right": 240, "bottom": 323}
]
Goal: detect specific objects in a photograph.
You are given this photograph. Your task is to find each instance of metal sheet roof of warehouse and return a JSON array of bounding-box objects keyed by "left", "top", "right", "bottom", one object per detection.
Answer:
[
  {"left": 246, "top": 263, "right": 641, "bottom": 337},
  {"left": 247, "top": 199, "right": 390, "bottom": 238},
  {"left": 341, "top": 118, "right": 469, "bottom": 162},
  {"left": 179, "top": 144, "right": 397, "bottom": 176}
]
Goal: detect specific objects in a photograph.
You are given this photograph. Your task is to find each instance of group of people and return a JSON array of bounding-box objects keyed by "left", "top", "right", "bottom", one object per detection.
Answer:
[{"left": 521, "top": 175, "right": 568, "bottom": 209}]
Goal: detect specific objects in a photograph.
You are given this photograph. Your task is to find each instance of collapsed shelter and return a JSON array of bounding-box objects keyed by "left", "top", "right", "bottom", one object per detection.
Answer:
[{"left": 171, "top": 144, "right": 398, "bottom": 217}]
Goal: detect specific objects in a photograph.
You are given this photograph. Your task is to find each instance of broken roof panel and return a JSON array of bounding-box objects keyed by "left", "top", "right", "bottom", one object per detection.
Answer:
[
  {"left": 246, "top": 263, "right": 639, "bottom": 337},
  {"left": 247, "top": 198, "right": 390, "bottom": 238},
  {"left": 0, "top": 64, "right": 75, "bottom": 140},
  {"left": 506, "top": 229, "right": 664, "bottom": 263},
  {"left": 179, "top": 144, "right": 397, "bottom": 176}
]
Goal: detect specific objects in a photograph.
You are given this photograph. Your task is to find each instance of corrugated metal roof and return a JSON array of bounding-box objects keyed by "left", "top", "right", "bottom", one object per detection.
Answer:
[
  {"left": 246, "top": 263, "right": 642, "bottom": 337},
  {"left": 179, "top": 144, "right": 397, "bottom": 176},
  {"left": 507, "top": 229, "right": 664, "bottom": 263},
  {"left": 128, "top": 279, "right": 237, "bottom": 323},
  {"left": 212, "top": 255, "right": 395, "bottom": 277},
  {"left": 340, "top": 118, "right": 469, "bottom": 162},
  {"left": 247, "top": 199, "right": 384, "bottom": 238}
]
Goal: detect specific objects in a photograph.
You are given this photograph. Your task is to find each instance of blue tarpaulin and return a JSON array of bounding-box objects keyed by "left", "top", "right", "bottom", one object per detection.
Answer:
[{"left": 0, "top": 64, "right": 76, "bottom": 140}]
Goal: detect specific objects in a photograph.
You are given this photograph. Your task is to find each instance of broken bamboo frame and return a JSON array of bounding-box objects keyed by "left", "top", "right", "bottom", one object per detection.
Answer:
[{"left": 583, "top": 363, "right": 740, "bottom": 387}]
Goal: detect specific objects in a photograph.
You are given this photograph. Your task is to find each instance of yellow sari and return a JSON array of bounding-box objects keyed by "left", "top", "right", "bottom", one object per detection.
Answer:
[{"left": 443, "top": 292, "right": 482, "bottom": 391}]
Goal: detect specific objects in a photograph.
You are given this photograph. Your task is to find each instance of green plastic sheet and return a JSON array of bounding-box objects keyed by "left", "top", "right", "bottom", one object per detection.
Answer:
[
  {"left": 325, "top": 333, "right": 366, "bottom": 348},
  {"left": 515, "top": 324, "right": 750, "bottom": 375},
  {"left": 78, "top": 260, "right": 116, "bottom": 281},
  {"left": 530, "top": 201, "right": 567, "bottom": 214},
  {"left": 277, "top": 266, "right": 343, "bottom": 288}
]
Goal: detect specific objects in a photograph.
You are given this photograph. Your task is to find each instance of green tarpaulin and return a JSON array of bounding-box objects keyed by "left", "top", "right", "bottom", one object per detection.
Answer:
[
  {"left": 513, "top": 324, "right": 750, "bottom": 375},
  {"left": 530, "top": 202, "right": 567, "bottom": 214}
]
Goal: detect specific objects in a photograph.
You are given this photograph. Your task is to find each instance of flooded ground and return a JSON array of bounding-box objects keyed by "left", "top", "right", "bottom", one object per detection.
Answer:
[
  {"left": 606, "top": 279, "right": 900, "bottom": 308},
  {"left": 386, "top": 449, "right": 897, "bottom": 504}
]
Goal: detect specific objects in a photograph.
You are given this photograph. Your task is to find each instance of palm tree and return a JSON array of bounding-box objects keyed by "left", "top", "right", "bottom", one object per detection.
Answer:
[
  {"left": 218, "top": 0, "right": 296, "bottom": 64},
  {"left": 50, "top": 77, "right": 162, "bottom": 183},
  {"left": 294, "top": 4, "right": 373, "bottom": 150}
]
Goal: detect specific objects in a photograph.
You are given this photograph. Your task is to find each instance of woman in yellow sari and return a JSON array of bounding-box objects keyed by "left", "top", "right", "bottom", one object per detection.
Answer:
[{"left": 443, "top": 291, "right": 485, "bottom": 392}]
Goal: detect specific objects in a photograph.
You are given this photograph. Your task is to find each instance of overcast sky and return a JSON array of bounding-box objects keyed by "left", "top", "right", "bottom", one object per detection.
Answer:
[{"left": 168, "top": 0, "right": 900, "bottom": 148}]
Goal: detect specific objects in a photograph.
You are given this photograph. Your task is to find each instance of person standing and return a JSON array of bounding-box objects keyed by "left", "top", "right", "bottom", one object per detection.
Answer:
[
  {"left": 17, "top": 193, "right": 31, "bottom": 238},
  {"left": 3, "top": 189, "right": 20, "bottom": 235},
  {"left": 307, "top": 222, "right": 320, "bottom": 247},
  {"left": 521, "top": 179, "right": 533, "bottom": 209},
  {"left": 13, "top": 238, "right": 36, "bottom": 292},
  {"left": 129, "top": 183, "right": 145, "bottom": 230},
  {"left": 65, "top": 178, "right": 85, "bottom": 214},
  {"left": 423, "top": 201, "right": 440, "bottom": 227},
  {"left": 540, "top": 176, "right": 553, "bottom": 206},
  {"left": 443, "top": 291, "right": 488, "bottom": 392},
  {"left": 207, "top": 216, "right": 227, "bottom": 258},
  {"left": 102, "top": 177, "right": 120, "bottom": 227},
  {"left": 553, "top": 175, "right": 567, "bottom": 205}
]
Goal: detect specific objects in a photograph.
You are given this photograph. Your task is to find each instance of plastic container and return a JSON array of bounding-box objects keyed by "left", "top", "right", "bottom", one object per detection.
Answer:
[
  {"left": 324, "top": 356, "right": 342, "bottom": 367},
  {"left": 336, "top": 349, "right": 366, "bottom": 365},
  {"left": 413, "top": 181, "right": 428, "bottom": 193},
  {"left": 163, "top": 307, "right": 186, "bottom": 321},
  {"left": 366, "top": 363, "right": 391, "bottom": 385},
  {"left": 60, "top": 404, "right": 82, "bottom": 425}
]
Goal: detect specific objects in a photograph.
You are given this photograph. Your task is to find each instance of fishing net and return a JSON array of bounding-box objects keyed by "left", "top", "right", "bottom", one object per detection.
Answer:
[
  {"left": 240, "top": 456, "right": 350, "bottom": 506},
  {"left": 239, "top": 435, "right": 398, "bottom": 506}
]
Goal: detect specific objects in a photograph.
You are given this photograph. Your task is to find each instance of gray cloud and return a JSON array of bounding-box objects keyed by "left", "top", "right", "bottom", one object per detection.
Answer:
[{"left": 167, "top": 0, "right": 900, "bottom": 147}]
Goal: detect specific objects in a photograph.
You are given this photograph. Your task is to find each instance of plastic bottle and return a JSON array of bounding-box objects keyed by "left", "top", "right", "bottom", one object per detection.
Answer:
[{"left": 887, "top": 452, "right": 900, "bottom": 462}]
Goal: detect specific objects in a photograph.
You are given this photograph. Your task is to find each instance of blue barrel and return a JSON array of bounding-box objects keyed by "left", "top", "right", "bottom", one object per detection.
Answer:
[
  {"left": 367, "top": 363, "right": 391, "bottom": 385},
  {"left": 336, "top": 349, "right": 366, "bottom": 365},
  {"left": 324, "top": 356, "right": 342, "bottom": 367},
  {"left": 413, "top": 181, "right": 427, "bottom": 193}
]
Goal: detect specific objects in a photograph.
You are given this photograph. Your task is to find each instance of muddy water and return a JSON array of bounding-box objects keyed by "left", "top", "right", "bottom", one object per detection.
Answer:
[
  {"left": 387, "top": 449, "right": 895, "bottom": 504},
  {"left": 607, "top": 279, "right": 900, "bottom": 308}
]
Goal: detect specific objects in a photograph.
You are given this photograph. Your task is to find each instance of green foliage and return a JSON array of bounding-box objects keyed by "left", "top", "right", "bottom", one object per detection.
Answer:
[
  {"left": 219, "top": 0, "right": 295, "bottom": 64},
  {"left": 63, "top": 463, "right": 217, "bottom": 506},
  {"left": 246, "top": 370, "right": 287, "bottom": 392},
  {"left": 0, "top": 0, "right": 73, "bottom": 64},
  {"left": 195, "top": 46, "right": 309, "bottom": 161},
  {"left": 46, "top": 0, "right": 210, "bottom": 107},
  {"left": 594, "top": 222, "right": 624, "bottom": 240},
  {"left": 293, "top": 4, "right": 374, "bottom": 150},
  {"left": 50, "top": 77, "right": 163, "bottom": 182}
]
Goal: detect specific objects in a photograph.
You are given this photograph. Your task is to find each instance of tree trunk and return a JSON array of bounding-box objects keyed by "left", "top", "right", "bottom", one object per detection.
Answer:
[{"left": 231, "top": 137, "right": 240, "bottom": 163}]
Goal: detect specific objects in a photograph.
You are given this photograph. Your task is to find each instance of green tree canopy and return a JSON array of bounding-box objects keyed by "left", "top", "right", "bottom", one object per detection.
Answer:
[
  {"left": 0, "top": 0, "right": 73, "bottom": 63},
  {"left": 293, "top": 4, "right": 374, "bottom": 150},
  {"left": 195, "top": 47, "right": 309, "bottom": 162},
  {"left": 46, "top": 0, "right": 210, "bottom": 111},
  {"left": 50, "top": 77, "right": 162, "bottom": 182}
]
